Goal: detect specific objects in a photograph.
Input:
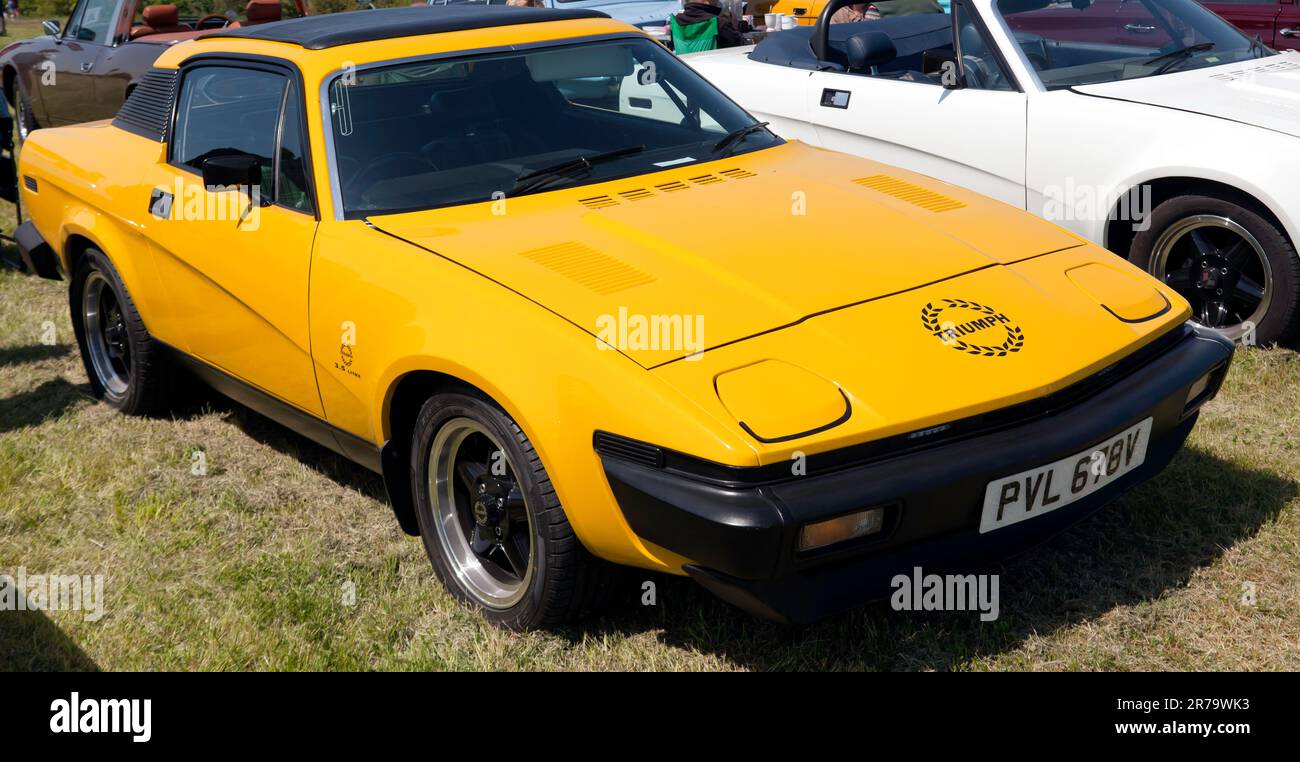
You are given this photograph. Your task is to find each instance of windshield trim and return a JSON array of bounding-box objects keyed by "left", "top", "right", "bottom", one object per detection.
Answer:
[{"left": 319, "top": 33, "right": 781, "bottom": 221}]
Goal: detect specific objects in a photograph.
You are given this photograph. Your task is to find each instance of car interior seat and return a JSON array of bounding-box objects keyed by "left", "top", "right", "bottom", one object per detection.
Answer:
[
  {"left": 243, "top": 0, "right": 283, "bottom": 25},
  {"left": 129, "top": 4, "right": 192, "bottom": 39},
  {"left": 421, "top": 88, "right": 517, "bottom": 170},
  {"left": 845, "top": 31, "right": 898, "bottom": 75}
]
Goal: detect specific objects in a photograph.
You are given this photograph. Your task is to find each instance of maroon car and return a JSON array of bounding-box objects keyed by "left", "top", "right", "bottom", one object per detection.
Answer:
[
  {"left": 0, "top": 0, "right": 307, "bottom": 142},
  {"left": 1202, "top": 0, "right": 1300, "bottom": 52}
]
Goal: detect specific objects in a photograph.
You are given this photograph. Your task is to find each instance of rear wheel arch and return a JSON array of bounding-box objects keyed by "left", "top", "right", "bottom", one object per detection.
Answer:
[
  {"left": 62, "top": 227, "right": 161, "bottom": 333},
  {"left": 65, "top": 233, "right": 98, "bottom": 274}
]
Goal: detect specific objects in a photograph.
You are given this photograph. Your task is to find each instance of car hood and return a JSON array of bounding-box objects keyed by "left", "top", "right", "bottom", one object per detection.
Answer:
[
  {"left": 1073, "top": 51, "right": 1300, "bottom": 138},
  {"left": 368, "top": 141, "right": 1085, "bottom": 368},
  {"left": 651, "top": 245, "right": 1191, "bottom": 460}
]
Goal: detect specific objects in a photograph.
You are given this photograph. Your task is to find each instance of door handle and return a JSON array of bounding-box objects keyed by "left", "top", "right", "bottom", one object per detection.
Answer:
[
  {"left": 149, "top": 188, "right": 173, "bottom": 219},
  {"left": 1281, "top": 28, "right": 1300, "bottom": 39},
  {"left": 80, "top": 61, "right": 94, "bottom": 72},
  {"left": 1124, "top": 23, "right": 1157, "bottom": 34}
]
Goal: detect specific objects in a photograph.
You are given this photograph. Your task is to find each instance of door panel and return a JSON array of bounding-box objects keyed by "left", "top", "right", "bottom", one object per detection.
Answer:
[
  {"left": 140, "top": 63, "right": 323, "bottom": 416},
  {"left": 804, "top": 73, "right": 1027, "bottom": 208},
  {"left": 142, "top": 190, "right": 322, "bottom": 415}
]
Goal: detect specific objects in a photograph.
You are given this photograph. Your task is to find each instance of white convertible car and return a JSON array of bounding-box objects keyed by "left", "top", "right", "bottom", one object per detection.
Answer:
[{"left": 685, "top": 0, "right": 1300, "bottom": 343}]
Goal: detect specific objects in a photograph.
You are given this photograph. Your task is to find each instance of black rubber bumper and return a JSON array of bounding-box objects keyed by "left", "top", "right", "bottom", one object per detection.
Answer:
[
  {"left": 598, "top": 323, "right": 1234, "bottom": 624},
  {"left": 7, "top": 221, "right": 63, "bottom": 280}
]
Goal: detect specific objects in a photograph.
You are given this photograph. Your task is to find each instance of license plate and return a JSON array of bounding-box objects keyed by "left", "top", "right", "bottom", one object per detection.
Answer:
[{"left": 980, "top": 418, "right": 1153, "bottom": 534}]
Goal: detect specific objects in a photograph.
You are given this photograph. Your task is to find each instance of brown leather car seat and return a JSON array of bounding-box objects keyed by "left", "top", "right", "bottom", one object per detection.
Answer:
[
  {"left": 129, "top": 4, "right": 192, "bottom": 39},
  {"left": 243, "top": 0, "right": 283, "bottom": 25}
]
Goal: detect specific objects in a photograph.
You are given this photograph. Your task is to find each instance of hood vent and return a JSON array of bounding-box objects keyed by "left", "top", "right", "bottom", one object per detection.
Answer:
[
  {"left": 578, "top": 195, "right": 618, "bottom": 210},
  {"left": 688, "top": 173, "right": 724, "bottom": 185},
  {"left": 1209, "top": 59, "right": 1300, "bottom": 82},
  {"left": 520, "top": 241, "right": 655, "bottom": 295},
  {"left": 618, "top": 188, "right": 655, "bottom": 202},
  {"left": 852, "top": 174, "right": 965, "bottom": 213},
  {"left": 576, "top": 168, "right": 752, "bottom": 211}
]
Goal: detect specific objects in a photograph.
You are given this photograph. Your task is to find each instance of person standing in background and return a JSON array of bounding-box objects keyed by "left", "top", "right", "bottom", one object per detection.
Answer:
[{"left": 672, "top": 0, "right": 746, "bottom": 51}]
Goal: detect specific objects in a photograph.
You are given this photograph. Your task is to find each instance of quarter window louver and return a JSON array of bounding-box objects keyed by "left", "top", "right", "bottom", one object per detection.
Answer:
[{"left": 112, "top": 68, "right": 179, "bottom": 143}]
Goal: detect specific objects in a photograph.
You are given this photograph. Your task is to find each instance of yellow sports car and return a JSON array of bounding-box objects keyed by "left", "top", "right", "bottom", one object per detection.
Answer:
[{"left": 14, "top": 6, "right": 1232, "bottom": 626}]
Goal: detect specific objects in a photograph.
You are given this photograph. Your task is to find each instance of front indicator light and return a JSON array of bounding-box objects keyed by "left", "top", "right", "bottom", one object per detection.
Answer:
[
  {"left": 1183, "top": 363, "right": 1227, "bottom": 416},
  {"left": 799, "top": 508, "right": 885, "bottom": 552},
  {"left": 1185, "top": 374, "right": 1211, "bottom": 407}
]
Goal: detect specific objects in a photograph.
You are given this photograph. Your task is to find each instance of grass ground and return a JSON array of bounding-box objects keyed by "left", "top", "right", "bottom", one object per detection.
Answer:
[
  {"left": 5, "top": 17, "right": 49, "bottom": 42},
  {"left": 1, "top": 235, "right": 1296, "bottom": 670},
  {"left": 0, "top": 13, "right": 1296, "bottom": 668}
]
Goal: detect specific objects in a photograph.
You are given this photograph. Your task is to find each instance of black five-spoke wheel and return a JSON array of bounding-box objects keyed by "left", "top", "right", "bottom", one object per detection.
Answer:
[
  {"left": 1151, "top": 215, "right": 1270, "bottom": 339},
  {"left": 429, "top": 417, "right": 536, "bottom": 610},
  {"left": 410, "top": 390, "right": 613, "bottom": 629},
  {"left": 1132, "top": 192, "right": 1300, "bottom": 345},
  {"left": 82, "top": 270, "right": 133, "bottom": 400}
]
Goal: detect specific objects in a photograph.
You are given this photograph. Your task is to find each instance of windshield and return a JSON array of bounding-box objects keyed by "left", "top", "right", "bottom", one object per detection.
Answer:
[
  {"left": 326, "top": 37, "right": 779, "bottom": 217},
  {"left": 994, "top": 0, "right": 1273, "bottom": 89}
]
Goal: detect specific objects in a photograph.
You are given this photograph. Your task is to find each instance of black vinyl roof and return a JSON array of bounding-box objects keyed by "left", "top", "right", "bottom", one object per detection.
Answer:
[{"left": 202, "top": 6, "right": 611, "bottom": 50}]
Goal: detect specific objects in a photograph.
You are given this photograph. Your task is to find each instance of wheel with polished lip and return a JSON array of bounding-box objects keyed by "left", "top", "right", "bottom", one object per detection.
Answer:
[
  {"left": 1130, "top": 193, "right": 1300, "bottom": 344},
  {"left": 409, "top": 389, "right": 612, "bottom": 629},
  {"left": 70, "top": 247, "right": 175, "bottom": 414}
]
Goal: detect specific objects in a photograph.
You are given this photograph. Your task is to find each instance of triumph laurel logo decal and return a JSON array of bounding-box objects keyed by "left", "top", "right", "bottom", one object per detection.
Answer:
[{"left": 921, "top": 299, "right": 1025, "bottom": 357}]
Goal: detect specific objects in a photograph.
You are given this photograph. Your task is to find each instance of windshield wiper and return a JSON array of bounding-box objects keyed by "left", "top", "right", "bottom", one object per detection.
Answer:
[
  {"left": 712, "top": 122, "right": 770, "bottom": 158},
  {"left": 506, "top": 146, "right": 645, "bottom": 197},
  {"left": 1145, "top": 42, "right": 1215, "bottom": 75}
]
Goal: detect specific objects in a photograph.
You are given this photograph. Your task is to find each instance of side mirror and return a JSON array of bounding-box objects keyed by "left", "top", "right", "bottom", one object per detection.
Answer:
[
  {"left": 202, "top": 154, "right": 262, "bottom": 193},
  {"left": 42, "top": 20, "right": 61, "bottom": 36},
  {"left": 922, "top": 49, "right": 965, "bottom": 89}
]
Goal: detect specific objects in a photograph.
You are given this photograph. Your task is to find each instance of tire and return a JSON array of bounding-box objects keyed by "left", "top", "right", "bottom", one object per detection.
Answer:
[
  {"left": 69, "top": 247, "right": 175, "bottom": 415},
  {"left": 409, "top": 388, "right": 612, "bottom": 629},
  {"left": 13, "top": 86, "right": 35, "bottom": 146},
  {"left": 1129, "top": 192, "right": 1300, "bottom": 344}
]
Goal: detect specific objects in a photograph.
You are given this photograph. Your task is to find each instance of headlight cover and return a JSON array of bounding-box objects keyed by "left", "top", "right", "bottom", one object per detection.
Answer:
[
  {"left": 714, "top": 360, "right": 851, "bottom": 443},
  {"left": 1065, "top": 262, "right": 1171, "bottom": 323}
]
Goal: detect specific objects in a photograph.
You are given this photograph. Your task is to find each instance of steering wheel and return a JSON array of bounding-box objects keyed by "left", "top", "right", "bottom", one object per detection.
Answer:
[
  {"left": 194, "top": 14, "right": 232, "bottom": 29},
  {"left": 353, "top": 153, "right": 438, "bottom": 205}
]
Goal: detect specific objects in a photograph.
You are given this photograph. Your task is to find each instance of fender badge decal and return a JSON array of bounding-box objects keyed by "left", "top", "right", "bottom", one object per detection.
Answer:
[{"left": 921, "top": 299, "right": 1025, "bottom": 357}]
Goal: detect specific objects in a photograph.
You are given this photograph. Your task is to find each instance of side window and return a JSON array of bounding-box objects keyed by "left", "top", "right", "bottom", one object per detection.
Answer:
[
  {"left": 171, "top": 66, "right": 288, "bottom": 202},
  {"left": 67, "top": 0, "right": 119, "bottom": 44},
  {"left": 275, "top": 81, "right": 314, "bottom": 214}
]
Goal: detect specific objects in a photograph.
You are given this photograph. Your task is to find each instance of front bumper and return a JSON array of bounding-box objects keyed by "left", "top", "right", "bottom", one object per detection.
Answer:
[{"left": 597, "top": 323, "right": 1233, "bottom": 623}]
